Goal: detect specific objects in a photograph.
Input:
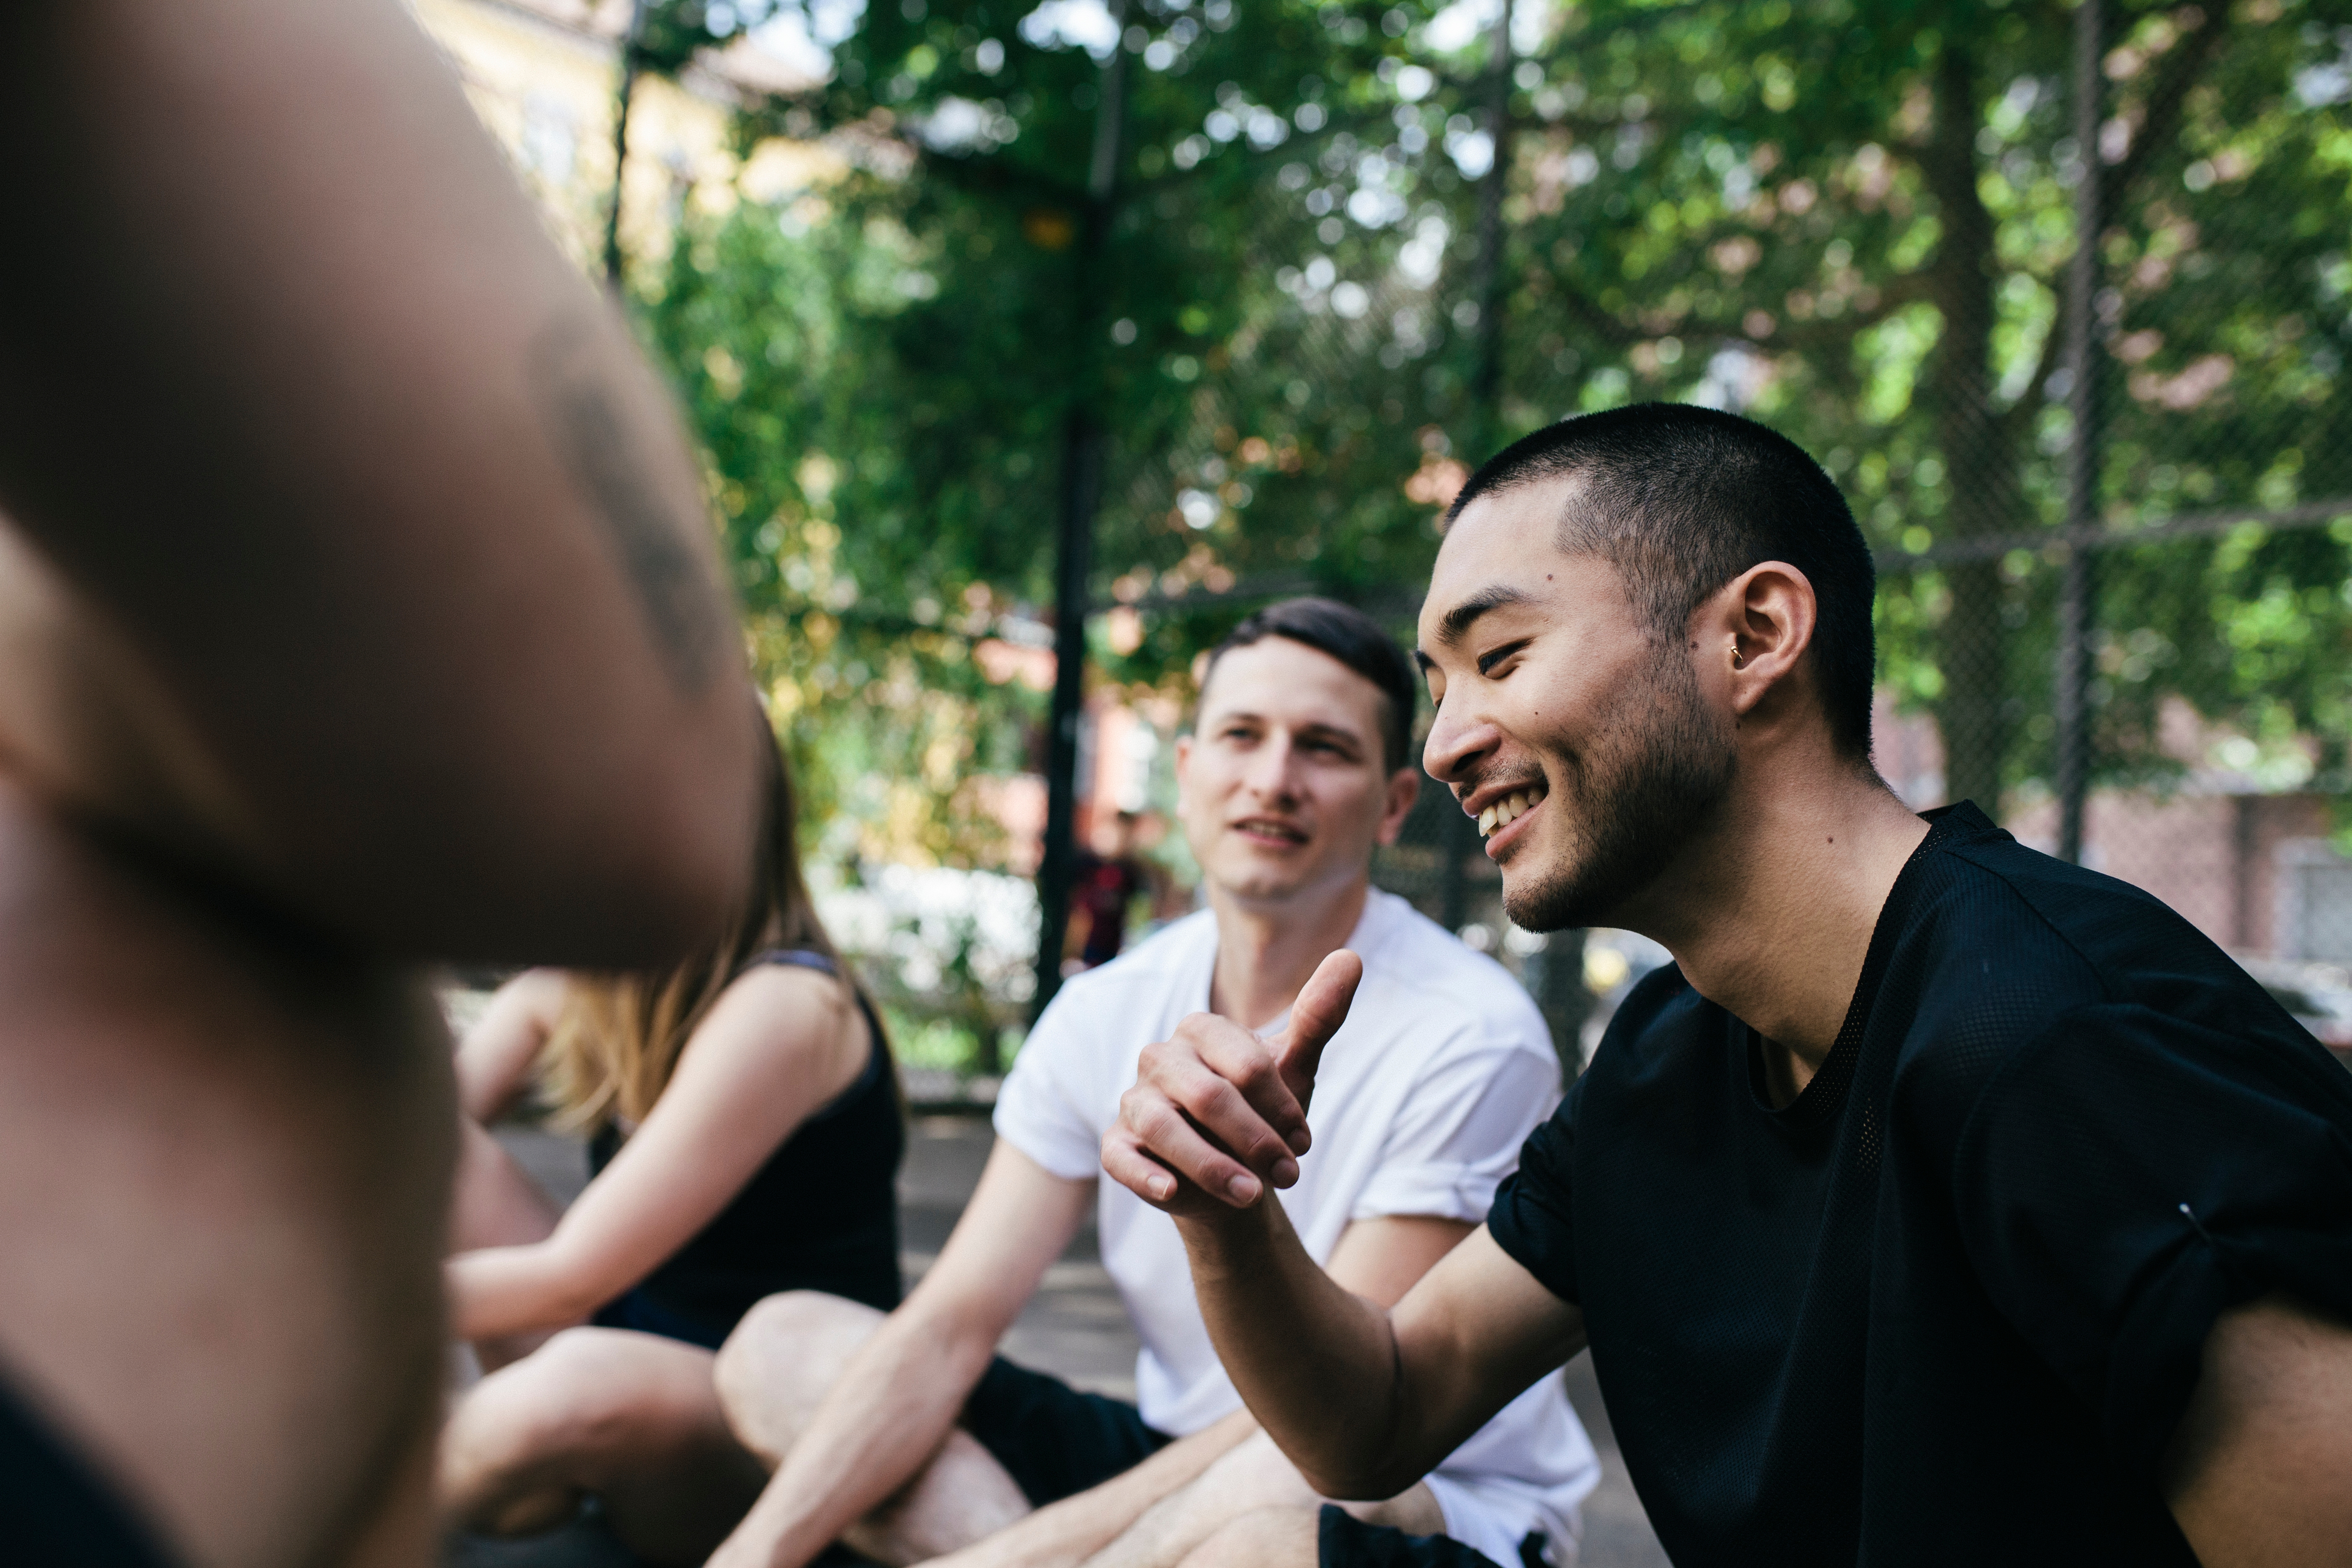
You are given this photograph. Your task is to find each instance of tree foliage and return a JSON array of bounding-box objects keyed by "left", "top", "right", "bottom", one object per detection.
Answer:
[{"left": 628, "top": 0, "right": 2352, "bottom": 865}]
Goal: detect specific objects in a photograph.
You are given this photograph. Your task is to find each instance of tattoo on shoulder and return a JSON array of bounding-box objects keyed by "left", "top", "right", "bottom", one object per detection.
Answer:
[{"left": 527, "top": 317, "right": 726, "bottom": 694}]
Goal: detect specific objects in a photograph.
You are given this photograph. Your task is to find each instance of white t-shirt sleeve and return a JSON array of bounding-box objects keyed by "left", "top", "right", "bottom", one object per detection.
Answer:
[
  {"left": 991, "top": 990, "right": 1110, "bottom": 1181},
  {"left": 1349, "top": 1037, "right": 1560, "bottom": 1224}
]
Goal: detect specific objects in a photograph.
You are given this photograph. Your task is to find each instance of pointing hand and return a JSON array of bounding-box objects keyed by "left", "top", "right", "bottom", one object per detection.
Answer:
[{"left": 1100, "top": 949, "right": 1363, "bottom": 1215}]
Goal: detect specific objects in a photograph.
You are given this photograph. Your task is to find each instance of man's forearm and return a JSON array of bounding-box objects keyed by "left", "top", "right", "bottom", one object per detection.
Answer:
[{"left": 1175, "top": 1200, "right": 1411, "bottom": 1499}]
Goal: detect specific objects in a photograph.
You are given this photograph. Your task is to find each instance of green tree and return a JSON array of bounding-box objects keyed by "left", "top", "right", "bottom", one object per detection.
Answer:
[
  {"left": 1476, "top": 0, "right": 2351, "bottom": 801},
  {"left": 626, "top": 0, "right": 2352, "bottom": 856}
]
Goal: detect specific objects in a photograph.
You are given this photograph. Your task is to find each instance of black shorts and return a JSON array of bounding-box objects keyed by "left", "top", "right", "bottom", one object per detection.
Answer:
[
  {"left": 1318, "top": 1504, "right": 1532, "bottom": 1568},
  {"left": 959, "top": 1356, "right": 1172, "bottom": 1507}
]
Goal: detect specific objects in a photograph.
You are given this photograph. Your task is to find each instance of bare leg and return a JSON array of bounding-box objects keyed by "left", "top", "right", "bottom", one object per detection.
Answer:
[
  {"left": 0, "top": 783, "right": 452, "bottom": 1568},
  {"left": 715, "top": 1290, "right": 1033, "bottom": 1563},
  {"left": 1172, "top": 1506, "right": 1322, "bottom": 1568},
  {"left": 1078, "top": 1431, "right": 1441, "bottom": 1568},
  {"left": 441, "top": 1326, "right": 765, "bottom": 1568}
]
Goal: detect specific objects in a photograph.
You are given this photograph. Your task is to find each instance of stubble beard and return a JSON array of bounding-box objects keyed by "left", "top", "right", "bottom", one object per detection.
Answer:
[{"left": 1501, "top": 650, "right": 1736, "bottom": 933}]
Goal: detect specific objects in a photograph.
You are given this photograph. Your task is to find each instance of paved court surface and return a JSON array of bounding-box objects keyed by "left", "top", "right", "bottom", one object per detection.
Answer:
[{"left": 453, "top": 1116, "right": 1669, "bottom": 1568}]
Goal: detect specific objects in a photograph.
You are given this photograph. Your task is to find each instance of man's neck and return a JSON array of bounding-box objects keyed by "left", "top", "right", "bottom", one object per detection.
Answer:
[
  {"left": 1205, "top": 874, "right": 1372, "bottom": 1032},
  {"left": 1625, "top": 764, "right": 1929, "bottom": 1104}
]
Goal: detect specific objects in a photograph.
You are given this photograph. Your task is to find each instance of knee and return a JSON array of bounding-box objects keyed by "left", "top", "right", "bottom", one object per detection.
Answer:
[
  {"left": 712, "top": 1291, "right": 884, "bottom": 1455},
  {"left": 1177, "top": 1505, "right": 1322, "bottom": 1568},
  {"left": 444, "top": 1328, "right": 645, "bottom": 1473}
]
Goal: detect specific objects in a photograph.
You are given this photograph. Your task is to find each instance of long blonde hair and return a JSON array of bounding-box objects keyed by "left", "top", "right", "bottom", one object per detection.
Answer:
[{"left": 537, "top": 727, "right": 875, "bottom": 1129}]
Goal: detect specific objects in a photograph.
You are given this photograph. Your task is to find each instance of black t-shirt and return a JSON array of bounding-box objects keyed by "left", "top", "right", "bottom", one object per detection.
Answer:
[{"left": 1488, "top": 803, "right": 2352, "bottom": 1566}]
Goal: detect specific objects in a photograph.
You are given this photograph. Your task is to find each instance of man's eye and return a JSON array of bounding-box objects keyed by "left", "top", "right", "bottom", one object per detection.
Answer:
[{"left": 1476, "top": 640, "right": 1529, "bottom": 677}]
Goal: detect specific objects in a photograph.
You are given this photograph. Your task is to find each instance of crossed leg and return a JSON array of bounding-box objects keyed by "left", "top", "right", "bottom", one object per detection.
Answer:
[
  {"left": 714, "top": 1290, "right": 1034, "bottom": 1564},
  {"left": 1174, "top": 1506, "right": 1323, "bottom": 1568},
  {"left": 440, "top": 1326, "right": 766, "bottom": 1568},
  {"left": 1073, "top": 1428, "right": 1442, "bottom": 1568}
]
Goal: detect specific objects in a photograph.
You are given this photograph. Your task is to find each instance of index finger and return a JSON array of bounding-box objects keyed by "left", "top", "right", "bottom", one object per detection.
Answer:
[{"left": 1276, "top": 948, "right": 1362, "bottom": 1109}]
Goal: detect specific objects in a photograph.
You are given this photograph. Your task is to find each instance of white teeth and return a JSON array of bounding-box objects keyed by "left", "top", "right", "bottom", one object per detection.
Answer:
[{"left": 1476, "top": 788, "right": 1546, "bottom": 839}]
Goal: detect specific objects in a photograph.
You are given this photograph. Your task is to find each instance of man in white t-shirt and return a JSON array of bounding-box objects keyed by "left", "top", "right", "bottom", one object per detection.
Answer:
[{"left": 707, "top": 598, "right": 1598, "bottom": 1568}]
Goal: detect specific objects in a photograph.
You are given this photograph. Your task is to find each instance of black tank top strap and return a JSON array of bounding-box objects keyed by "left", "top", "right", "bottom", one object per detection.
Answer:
[
  {"left": 744, "top": 946, "right": 841, "bottom": 978},
  {"left": 740, "top": 946, "right": 890, "bottom": 1121}
]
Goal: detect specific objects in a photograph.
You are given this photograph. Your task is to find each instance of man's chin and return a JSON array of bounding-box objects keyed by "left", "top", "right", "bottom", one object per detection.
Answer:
[
  {"left": 1499, "top": 839, "right": 1633, "bottom": 932},
  {"left": 1206, "top": 855, "right": 1310, "bottom": 904},
  {"left": 1501, "top": 873, "right": 1595, "bottom": 934}
]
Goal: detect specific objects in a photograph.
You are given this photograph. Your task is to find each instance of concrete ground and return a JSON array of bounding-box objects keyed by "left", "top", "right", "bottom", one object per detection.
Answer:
[{"left": 452, "top": 1117, "right": 1668, "bottom": 1568}]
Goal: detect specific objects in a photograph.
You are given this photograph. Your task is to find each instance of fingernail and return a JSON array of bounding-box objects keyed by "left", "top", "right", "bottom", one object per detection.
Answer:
[
  {"left": 1226, "top": 1173, "right": 1260, "bottom": 1204},
  {"left": 1272, "top": 1157, "right": 1299, "bottom": 1187},
  {"left": 1149, "top": 1176, "right": 1173, "bottom": 1200}
]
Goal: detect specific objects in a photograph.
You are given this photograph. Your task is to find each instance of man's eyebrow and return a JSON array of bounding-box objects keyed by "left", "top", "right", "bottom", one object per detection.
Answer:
[
  {"left": 1431, "top": 584, "right": 1535, "bottom": 648},
  {"left": 1293, "top": 720, "right": 1365, "bottom": 750}
]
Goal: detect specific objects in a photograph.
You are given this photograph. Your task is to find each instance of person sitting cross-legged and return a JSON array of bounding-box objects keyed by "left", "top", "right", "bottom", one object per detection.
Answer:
[
  {"left": 706, "top": 597, "right": 1600, "bottom": 1568},
  {"left": 438, "top": 730, "right": 903, "bottom": 1568}
]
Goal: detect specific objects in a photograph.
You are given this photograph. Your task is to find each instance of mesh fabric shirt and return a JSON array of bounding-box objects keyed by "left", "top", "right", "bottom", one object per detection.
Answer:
[{"left": 1487, "top": 802, "right": 2352, "bottom": 1565}]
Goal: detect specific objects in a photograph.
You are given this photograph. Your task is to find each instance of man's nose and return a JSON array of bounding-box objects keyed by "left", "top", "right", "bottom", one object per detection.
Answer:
[
  {"left": 1422, "top": 701, "right": 1496, "bottom": 789},
  {"left": 1243, "top": 735, "right": 1300, "bottom": 798}
]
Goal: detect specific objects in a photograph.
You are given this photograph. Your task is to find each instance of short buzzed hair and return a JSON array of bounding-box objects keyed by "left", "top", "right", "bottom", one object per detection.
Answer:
[
  {"left": 1200, "top": 597, "right": 1417, "bottom": 774},
  {"left": 1446, "top": 403, "right": 1876, "bottom": 760}
]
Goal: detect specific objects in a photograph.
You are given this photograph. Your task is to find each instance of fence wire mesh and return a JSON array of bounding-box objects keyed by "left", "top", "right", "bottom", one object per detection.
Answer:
[{"left": 1097, "top": 4, "right": 2352, "bottom": 1066}]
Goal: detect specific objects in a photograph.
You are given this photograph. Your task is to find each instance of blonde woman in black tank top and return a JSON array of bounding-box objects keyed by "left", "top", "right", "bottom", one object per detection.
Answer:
[{"left": 438, "top": 734, "right": 901, "bottom": 1563}]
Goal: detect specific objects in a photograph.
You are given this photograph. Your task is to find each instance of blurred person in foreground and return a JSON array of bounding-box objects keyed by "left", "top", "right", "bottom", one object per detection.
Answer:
[
  {"left": 439, "top": 731, "right": 899, "bottom": 1566},
  {"left": 0, "top": 4, "right": 761, "bottom": 1565},
  {"left": 707, "top": 598, "right": 1599, "bottom": 1568},
  {"left": 1104, "top": 404, "right": 2352, "bottom": 1568}
]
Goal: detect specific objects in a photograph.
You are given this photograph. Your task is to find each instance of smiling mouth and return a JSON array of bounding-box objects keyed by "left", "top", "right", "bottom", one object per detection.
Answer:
[
  {"left": 1475, "top": 783, "right": 1547, "bottom": 840},
  {"left": 1232, "top": 818, "right": 1309, "bottom": 845}
]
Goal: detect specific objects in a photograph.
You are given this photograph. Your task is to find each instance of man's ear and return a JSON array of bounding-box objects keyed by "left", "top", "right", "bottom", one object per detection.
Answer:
[
  {"left": 1173, "top": 732, "right": 1194, "bottom": 810},
  {"left": 1703, "top": 561, "right": 1818, "bottom": 721},
  {"left": 1375, "top": 764, "right": 1420, "bottom": 847}
]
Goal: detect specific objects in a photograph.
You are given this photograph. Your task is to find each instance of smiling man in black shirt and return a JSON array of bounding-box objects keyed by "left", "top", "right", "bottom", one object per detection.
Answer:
[{"left": 1098, "top": 403, "right": 2352, "bottom": 1568}]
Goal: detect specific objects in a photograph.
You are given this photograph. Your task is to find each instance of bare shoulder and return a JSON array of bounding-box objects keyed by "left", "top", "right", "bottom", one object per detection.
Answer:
[
  {"left": 691, "top": 959, "right": 872, "bottom": 1101},
  {"left": 498, "top": 966, "right": 572, "bottom": 1015}
]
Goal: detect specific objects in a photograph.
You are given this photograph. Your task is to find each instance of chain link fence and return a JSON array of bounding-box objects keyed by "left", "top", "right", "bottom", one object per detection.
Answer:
[{"left": 1096, "top": 3, "right": 2352, "bottom": 1069}]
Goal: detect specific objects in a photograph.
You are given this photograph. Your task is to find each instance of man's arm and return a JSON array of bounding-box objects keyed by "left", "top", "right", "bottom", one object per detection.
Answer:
[
  {"left": 922, "top": 1214, "right": 1478, "bottom": 1568},
  {"left": 0, "top": 0, "right": 758, "bottom": 965},
  {"left": 2163, "top": 1292, "right": 2352, "bottom": 1567},
  {"left": 1100, "top": 952, "right": 1583, "bottom": 1500},
  {"left": 709, "top": 1142, "right": 1093, "bottom": 1568},
  {"left": 1178, "top": 1204, "right": 1581, "bottom": 1501}
]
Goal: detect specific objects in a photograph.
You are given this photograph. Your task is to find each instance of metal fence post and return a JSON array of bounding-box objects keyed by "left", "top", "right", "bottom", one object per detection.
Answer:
[
  {"left": 1032, "top": 10, "right": 1127, "bottom": 1022},
  {"left": 2055, "top": 0, "right": 2102, "bottom": 865}
]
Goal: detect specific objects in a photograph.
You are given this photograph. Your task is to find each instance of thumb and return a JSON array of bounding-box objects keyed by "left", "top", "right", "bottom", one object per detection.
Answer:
[{"left": 1277, "top": 948, "right": 1362, "bottom": 1107}]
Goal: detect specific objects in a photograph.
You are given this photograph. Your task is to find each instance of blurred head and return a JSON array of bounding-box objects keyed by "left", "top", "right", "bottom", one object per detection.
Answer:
[
  {"left": 1419, "top": 404, "right": 1875, "bottom": 931},
  {"left": 1177, "top": 598, "right": 1420, "bottom": 909},
  {"left": 540, "top": 721, "right": 875, "bottom": 1127},
  {"left": 1088, "top": 809, "right": 1141, "bottom": 859}
]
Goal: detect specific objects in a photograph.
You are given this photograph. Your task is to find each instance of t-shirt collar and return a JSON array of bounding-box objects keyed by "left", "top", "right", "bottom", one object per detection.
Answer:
[{"left": 1197, "top": 887, "right": 1393, "bottom": 1039}]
